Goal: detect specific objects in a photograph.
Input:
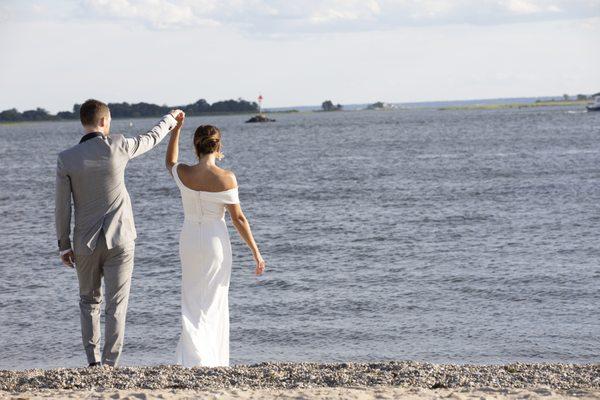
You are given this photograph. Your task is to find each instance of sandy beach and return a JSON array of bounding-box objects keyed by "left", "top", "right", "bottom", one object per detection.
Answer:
[
  {"left": 1, "top": 362, "right": 598, "bottom": 399},
  {"left": 2, "top": 386, "right": 600, "bottom": 399}
]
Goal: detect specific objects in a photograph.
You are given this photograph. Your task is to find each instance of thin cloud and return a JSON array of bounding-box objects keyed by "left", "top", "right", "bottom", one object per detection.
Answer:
[
  {"left": 14, "top": 0, "right": 600, "bottom": 33},
  {"left": 82, "top": 0, "right": 220, "bottom": 29}
]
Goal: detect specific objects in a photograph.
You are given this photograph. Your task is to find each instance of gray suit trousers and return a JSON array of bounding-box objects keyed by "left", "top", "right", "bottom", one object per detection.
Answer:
[{"left": 74, "top": 232, "right": 134, "bottom": 366}]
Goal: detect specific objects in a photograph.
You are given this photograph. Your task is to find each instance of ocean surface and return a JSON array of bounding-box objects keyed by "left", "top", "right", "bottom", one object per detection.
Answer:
[{"left": 0, "top": 107, "right": 598, "bottom": 370}]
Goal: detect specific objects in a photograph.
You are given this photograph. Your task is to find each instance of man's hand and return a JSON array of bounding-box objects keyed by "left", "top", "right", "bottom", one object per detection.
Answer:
[
  {"left": 170, "top": 109, "right": 184, "bottom": 120},
  {"left": 60, "top": 250, "right": 75, "bottom": 268}
]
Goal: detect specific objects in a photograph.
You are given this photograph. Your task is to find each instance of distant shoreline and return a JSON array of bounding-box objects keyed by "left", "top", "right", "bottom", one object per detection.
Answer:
[
  {"left": 0, "top": 110, "right": 316, "bottom": 126},
  {"left": 0, "top": 99, "right": 593, "bottom": 126},
  {"left": 438, "top": 100, "right": 589, "bottom": 111},
  {"left": 0, "top": 98, "right": 260, "bottom": 124},
  {"left": 0, "top": 110, "right": 281, "bottom": 125}
]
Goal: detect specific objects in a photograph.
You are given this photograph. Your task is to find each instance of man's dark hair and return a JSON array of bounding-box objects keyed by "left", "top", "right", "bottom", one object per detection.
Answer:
[{"left": 79, "top": 99, "right": 109, "bottom": 126}]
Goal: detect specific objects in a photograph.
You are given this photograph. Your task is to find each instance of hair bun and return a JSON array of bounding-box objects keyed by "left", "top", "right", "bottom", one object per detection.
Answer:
[{"left": 193, "top": 125, "right": 222, "bottom": 156}]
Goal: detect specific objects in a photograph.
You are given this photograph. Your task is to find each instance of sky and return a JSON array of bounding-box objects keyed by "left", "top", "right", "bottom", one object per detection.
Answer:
[{"left": 0, "top": 0, "right": 599, "bottom": 112}]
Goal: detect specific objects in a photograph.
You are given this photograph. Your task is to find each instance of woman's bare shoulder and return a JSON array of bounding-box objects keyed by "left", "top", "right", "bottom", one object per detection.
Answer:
[
  {"left": 218, "top": 168, "right": 238, "bottom": 189},
  {"left": 175, "top": 162, "right": 192, "bottom": 175}
]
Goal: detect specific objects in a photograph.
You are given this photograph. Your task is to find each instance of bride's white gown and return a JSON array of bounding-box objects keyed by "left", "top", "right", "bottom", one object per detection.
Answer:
[{"left": 171, "top": 163, "right": 239, "bottom": 367}]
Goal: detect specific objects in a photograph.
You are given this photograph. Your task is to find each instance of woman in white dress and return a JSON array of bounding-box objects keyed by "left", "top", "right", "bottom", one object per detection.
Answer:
[{"left": 165, "top": 112, "right": 266, "bottom": 367}]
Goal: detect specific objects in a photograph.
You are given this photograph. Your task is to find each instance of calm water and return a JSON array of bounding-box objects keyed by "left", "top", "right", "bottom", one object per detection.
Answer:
[{"left": 0, "top": 108, "right": 599, "bottom": 370}]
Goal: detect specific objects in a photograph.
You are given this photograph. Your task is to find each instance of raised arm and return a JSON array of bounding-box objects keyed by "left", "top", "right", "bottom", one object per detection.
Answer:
[
  {"left": 225, "top": 195, "right": 266, "bottom": 276},
  {"left": 166, "top": 112, "right": 185, "bottom": 174},
  {"left": 55, "top": 156, "right": 74, "bottom": 267},
  {"left": 124, "top": 110, "right": 183, "bottom": 159}
]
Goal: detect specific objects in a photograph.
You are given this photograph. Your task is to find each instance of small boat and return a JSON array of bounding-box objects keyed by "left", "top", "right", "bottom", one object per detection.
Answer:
[{"left": 586, "top": 93, "right": 600, "bottom": 111}]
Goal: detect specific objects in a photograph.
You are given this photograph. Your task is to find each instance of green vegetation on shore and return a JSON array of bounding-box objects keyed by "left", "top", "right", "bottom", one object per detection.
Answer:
[
  {"left": 0, "top": 98, "right": 259, "bottom": 123},
  {"left": 439, "top": 100, "right": 589, "bottom": 111}
]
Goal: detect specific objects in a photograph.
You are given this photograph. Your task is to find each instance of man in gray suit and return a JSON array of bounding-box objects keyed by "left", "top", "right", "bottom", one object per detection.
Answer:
[{"left": 55, "top": 99, "right": 183, "bottom": 367}]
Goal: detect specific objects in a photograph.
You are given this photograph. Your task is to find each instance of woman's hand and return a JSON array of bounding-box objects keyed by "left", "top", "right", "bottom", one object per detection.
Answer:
[
  {"left": 225, "top": 202, "right": 264, "bottom": 276},
  {"left": 254, "top": 254, "right": 266, "bottom": 276},
  {"left": 175, "top": 111, "right": 185, "bottom": 130}
]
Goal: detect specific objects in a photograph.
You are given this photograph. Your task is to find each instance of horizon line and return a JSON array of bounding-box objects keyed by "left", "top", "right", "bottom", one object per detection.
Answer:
[{"left": 2, "top": 92, "right": 597, "bottom": 114}]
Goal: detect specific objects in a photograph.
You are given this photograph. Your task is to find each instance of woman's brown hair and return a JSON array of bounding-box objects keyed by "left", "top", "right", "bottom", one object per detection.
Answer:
[{"left": 193, "top": 125, "right": 223, "bottom": 159}]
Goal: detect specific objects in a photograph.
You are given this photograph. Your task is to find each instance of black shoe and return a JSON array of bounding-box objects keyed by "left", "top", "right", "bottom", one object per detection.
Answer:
[{"left": 88, "top": 362, "right": 102, "bottom": 367}]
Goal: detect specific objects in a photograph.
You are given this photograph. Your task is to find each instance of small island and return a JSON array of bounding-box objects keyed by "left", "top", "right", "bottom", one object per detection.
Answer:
[
  {"left": 321, "top": 100, "right": 343, "bottom": 111},
  {"left": 245, "top": 114, "right": 276, "bottom": 123},
  {"left": 366, "top": 101, "right": 396, "bottom": 110}
]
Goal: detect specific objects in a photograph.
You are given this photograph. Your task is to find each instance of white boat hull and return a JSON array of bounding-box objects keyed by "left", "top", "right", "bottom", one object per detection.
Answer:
[{"left": 587, "top": 95, "right": 600, "bottom": 111}]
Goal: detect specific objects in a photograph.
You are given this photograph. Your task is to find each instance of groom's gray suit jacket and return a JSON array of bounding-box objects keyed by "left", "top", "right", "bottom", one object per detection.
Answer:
[{"left": 55, "top": 114, "right": 177, "bottom": 255}]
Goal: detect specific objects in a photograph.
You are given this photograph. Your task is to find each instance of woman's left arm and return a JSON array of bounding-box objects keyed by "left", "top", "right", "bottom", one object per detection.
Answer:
[{"left": 165, "top": 112, "right": 185, "bottom": 174}]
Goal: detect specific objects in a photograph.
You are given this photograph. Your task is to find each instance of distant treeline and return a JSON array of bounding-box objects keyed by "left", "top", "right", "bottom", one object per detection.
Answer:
[{"left": 0, "top": 98, "right": 259, "bottom": 122}]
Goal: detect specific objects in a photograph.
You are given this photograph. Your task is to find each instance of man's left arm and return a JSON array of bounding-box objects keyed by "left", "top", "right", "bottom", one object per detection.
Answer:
[
  {"left": 55, "top": 156, "right": 74, "bottom": 267},
  {"left": 123, "top": 110, "right": 182, "bottom": 159}
]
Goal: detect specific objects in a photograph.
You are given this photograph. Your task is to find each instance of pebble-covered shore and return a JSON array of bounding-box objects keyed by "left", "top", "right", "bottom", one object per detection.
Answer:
[{"left": 1, "top": 362, "right": 598, "bottom": 393}]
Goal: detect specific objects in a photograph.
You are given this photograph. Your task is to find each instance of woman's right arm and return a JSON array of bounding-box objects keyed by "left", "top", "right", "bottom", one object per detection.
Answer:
[
  {"left": 226, "top": 203, "right": 266, "bottom": 276},
  {"left": 165, "top": 112, "right": 185, "bottom": 174}
]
